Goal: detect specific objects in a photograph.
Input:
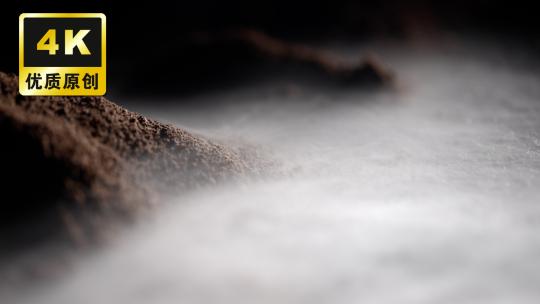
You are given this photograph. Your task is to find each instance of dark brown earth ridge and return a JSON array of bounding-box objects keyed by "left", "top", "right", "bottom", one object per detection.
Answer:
[
  {"left": 0, "top": 72, "right": 250, "bottom": 244},
  {"left": 0, "top": 38, "right": 390, "bottom": 245}
]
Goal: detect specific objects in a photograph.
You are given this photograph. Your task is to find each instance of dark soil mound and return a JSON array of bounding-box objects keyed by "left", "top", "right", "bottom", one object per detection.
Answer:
[
  {"left": 0, "top": 71, "right": 249, "bottom": 245},
  {"left": 128, "top": 29, "right": 394, "bottom": 96}
]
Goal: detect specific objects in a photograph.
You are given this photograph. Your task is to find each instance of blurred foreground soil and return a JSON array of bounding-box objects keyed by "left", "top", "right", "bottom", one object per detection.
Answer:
[{"left": 0, "top": 72, "right": 251, "bottom": 245}]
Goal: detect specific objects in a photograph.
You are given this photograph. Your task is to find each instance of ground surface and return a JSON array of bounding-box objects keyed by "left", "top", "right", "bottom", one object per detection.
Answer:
[
  {"left": 0, "top": 74, "right": 250, "bottom": 243},
  {"left": 3, "top": 36, "right": 540, "bottom": 303}
]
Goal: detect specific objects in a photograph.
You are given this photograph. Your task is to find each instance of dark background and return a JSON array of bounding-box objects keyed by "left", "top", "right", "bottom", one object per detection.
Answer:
[{"left": 1, "top": 0, "right": 539, "bottom": 96}]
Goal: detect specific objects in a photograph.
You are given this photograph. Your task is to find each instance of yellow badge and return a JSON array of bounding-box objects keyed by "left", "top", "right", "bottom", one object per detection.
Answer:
[{"left": 19, "top": 13, "right": 106, "bottom": 96}]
